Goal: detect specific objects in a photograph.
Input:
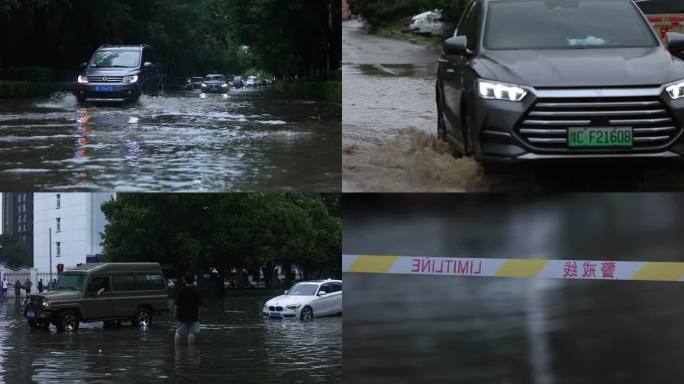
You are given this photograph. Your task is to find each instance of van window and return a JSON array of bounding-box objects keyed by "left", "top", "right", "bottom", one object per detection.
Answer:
[
  {"left": 112, "top": 274, "right": 136, "bottom": 291},
  {"left": 87, "top": 276, "right": 109, "bottom": 294},
  {"left": 136, "top": 274, "right": 164, "bottom": 290}
]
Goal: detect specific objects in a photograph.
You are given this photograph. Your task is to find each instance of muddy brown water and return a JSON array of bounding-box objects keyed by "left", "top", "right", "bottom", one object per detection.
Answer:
[
  {"left": 0, "top": 296, "right": 341, "bottom": 383},
  {"left": 0, "top": 89, "right": 340, "bottom": 192},
  {"left": 343, "top": 194, "right": 684, "bottom": 383}
]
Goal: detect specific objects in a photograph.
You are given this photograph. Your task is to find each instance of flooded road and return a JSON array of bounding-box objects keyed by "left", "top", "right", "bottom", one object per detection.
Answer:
[
  {"left": 0, "top": 89, "right": 340, "bottom": 191},
  {"left": 342, "top": 19, "right": 684, "bottom": 192},
  {"left": 343, "top": 194, "right": 684, "bottom": 383},
  {"left": 0, "top": 294, "right": 341, "bottom": 383}
]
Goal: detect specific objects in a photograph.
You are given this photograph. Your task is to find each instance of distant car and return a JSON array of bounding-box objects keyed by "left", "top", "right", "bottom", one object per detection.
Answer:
[
  {"left": 201, "top": 74, "right": 229, "bottom": 93},
  {"left": 409, "top": 10, "right": 447, "bottom": 36},
  {"left": 23, "top": 263, "right": 169, "bottom": 331},
  {"left": 262, "top": 279, "right": 342, "bottom": 321},
  {"left": 245, "top": 76, "right": 258, "bottom": 88},
  {"left": 190, "top": 77, "right": 204, "bottom": 89},
  {"left": 76, "top": 44, "right": 162, "bottom": 103},
  {"left": 233, "top": 76, "right": 244, "bottom": 89}
]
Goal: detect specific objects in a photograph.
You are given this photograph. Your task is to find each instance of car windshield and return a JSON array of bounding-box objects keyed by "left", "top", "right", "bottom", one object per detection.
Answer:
[
  {"left": 484, "top": 0, "right": 658, "bottom": 50},
  {"left": 206, "top": 75, "right": 225, "bottom": 81},
  {"left": 285, "top": 283, "right": 319, "bottom": 296},
  {"left": 192, "top": 77, "right": 203, "bottom": 82},
  {"left": 89, "top": 50, "right": 140, "bottom": 68},
  {"left": 635, "top": 0, "right": 684, "bottom": 13},
  {"left": 55, "top": 273, "right": 86, "bottom": 290}
]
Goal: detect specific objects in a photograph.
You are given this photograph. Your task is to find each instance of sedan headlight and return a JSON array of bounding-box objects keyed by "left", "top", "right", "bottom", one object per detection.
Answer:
[
  {"left": 123, "top": 75, "right": 139, "bottom": 83},
  {"left": 201, "top": 83, "right": 207, "bottom": 87},
  {"left": 221, "top": 84, "right": 228, "bottom": 88},
  {"left": 477, "top": 79, "right": 527, "bottom": 102},
  {"left": 78, "top": 75, "right": 88, "bottom": 84},
  {"left": 42, "top": 300, "right": 49, "bottom": 308},
  {"left": 286, "top": 304, "right": 302, "bottom": 310},
  {"left": 666, "top": 80, "right": 684, "bottom": 99}
]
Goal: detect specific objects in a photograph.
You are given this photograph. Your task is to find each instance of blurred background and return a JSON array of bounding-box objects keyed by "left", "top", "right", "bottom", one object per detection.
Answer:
[{"left": 343, "top": 194, "right": 684, "bottom": 384}]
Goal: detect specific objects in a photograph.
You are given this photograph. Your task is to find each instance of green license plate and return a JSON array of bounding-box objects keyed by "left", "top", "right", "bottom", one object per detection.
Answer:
[{"left": 568, "top": 127, "right": 633, "bottom": 148}]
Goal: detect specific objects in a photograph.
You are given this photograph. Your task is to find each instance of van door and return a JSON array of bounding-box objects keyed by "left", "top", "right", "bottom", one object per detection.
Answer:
[
  {"left": 110, "top": 274, "right": 137, "bottom": 318},
  {"left": 84, "top": 276, "right": 112, "bottom": 320}
]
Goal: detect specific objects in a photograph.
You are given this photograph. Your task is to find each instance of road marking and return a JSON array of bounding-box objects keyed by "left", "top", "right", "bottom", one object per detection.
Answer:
[{"left": 342, "top": 255, "right": 684, "bottom": 282}]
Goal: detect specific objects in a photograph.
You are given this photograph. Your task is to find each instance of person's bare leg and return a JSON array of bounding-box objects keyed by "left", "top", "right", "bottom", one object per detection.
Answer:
[
  {"left": 175, "top": 332, "right": 182, "bottom": 345},
  {"left": 188, "top": 332, "right": 195, "bottom": 346}
]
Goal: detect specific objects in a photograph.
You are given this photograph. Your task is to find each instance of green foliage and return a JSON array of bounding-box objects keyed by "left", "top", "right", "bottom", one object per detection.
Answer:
[
  {"left": 0, "top": 81, "right": 70, "bottom": 99},
  {"left": 242, "top": 68, "right": 273, "bottom": 80},
  {"left": 100, "top": 194, "right": 341, "bottom": 280},
  {"left": 350, "top": 0, "right": 470, "bottom": 30},
  {"left": 0, "top": 235, "right": 31, "bottom": 268},
  {"left": 0, "top": 0, "right": 341, "bottom": 79},
  {"left": 275, "top": 80, "right": 341, "bottom": 103}
]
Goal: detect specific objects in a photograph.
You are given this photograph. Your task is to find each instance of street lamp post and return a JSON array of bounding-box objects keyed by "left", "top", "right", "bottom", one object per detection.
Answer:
[{"left": 49, "top": 227, "right": 52, "bottom": 284}]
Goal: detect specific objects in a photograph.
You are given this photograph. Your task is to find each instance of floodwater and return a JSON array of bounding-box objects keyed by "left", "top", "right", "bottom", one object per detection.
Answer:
[
  {"left": 343, "top": 194, "right": 684, "bottom": 383},
  {"left": 0, "top": 295, "right": 341, "bottom": 383},
  {"left": 0, "top": 89, "right": 340, "bottom": 191},
  {"left": 341, "top": 19, "right": 684, "bottom": 192}
]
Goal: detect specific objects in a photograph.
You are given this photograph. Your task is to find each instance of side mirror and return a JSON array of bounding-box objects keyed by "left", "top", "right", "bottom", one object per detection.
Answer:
[
  {"left": 80, "top": 62, "right": 88, "bottom": 69},
  {"left": 318, "top": 290, "right": 327, "bottom": 296},
  {"left": 144, "top": 62, "right": 154, "bottom": 68},
  {"left": 666, "top": 32, "right": 684, "bottom": 51},
  {"left": 443, "top": 36, "right": 468, "bottom": 55}
]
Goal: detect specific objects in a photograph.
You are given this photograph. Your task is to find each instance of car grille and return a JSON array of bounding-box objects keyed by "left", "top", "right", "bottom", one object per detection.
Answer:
[
  {"left": 268, "top": 306, "right": 284, "bottom": 311},
  {"left": 87, "top": 76, "right": 124, "bottom": 83},
  {"left": 515, "top": 96, "right": 681, "bottom": 152}
]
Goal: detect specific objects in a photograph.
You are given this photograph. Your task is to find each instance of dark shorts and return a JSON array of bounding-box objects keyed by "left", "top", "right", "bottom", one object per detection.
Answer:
[{"left": 176, "top": 321, "right": 200, "bottom": 336}]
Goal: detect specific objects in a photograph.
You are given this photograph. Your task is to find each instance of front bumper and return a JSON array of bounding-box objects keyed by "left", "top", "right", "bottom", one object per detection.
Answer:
[
  {"left": 202, "top": 85, "right": 228, "bottom": 93},
  {"left": 23, "top": 301, "right": 51, "bottom": 321},
  {"left": 262, "top": 307, "right": 298, "bottom": 319},
  {"left": 470, "top": 86, "right": 684, "bottom": 162},
  {"left": 76, "top": 82, "right": 141, "bottom": 101}
]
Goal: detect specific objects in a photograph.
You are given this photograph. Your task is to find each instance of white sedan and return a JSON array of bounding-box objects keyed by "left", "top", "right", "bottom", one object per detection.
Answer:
[{"left": 263, "top": 279, "right": 342, "bottom": 321}]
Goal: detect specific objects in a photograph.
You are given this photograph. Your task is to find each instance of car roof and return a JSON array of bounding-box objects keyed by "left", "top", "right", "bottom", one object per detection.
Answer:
[
  {"left": 97, "top": 44, "right": 150, "bottom": 51},
  {"left": 296, "top": 279, "right": 342, "bottom": 285},
  {"left": 67, "top": 262, "right": 162, "bottom": 274},
  {"left": 206, "top": 74, "right": 225, "bottom": 77}
]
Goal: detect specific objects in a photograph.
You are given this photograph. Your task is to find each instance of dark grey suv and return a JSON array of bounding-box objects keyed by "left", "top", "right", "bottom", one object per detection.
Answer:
[
  {"left": 436, "top": 0, "right": 684, "bottom": 168},
  {"left": 76, "top": 44, "right": 163, "bottom": 103}
]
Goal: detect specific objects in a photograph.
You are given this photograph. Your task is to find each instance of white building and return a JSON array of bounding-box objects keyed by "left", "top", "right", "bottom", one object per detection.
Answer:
[{"left": 33, "top": 193, "right": 114, "bottom": 273}]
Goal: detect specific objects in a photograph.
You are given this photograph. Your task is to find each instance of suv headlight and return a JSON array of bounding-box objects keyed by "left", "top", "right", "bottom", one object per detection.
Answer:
[
  {"left": 666, "top": 80, "right": 684, "bottom": 100},
  {"left": 42, "top": 300, "right": 49, "bottom": 308},
  {"left": 123, "top": 75, "right": 139, "bottom": 83},
  {"left": 78, "top": 75, "right": 88, "bottom": 84},
  {"left": 221, "top": 84, "right": 228, "bottom": 88},
  {"left": 477, "top": 79, "right": 527, "bottom": 102},
  {"left": 286, "top": 304, "right": 302, "bottom": 310}
]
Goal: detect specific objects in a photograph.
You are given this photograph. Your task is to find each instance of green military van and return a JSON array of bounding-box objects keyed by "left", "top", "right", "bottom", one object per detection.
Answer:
[{"left": 23, "top": 263, "right": 169, "bottom": 331}]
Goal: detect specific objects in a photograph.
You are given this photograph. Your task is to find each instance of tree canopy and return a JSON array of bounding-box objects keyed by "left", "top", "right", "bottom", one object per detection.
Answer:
[
  {"left": 0, "top": 0, "right": 341, "bottom": 79},
  {"left": 100, "top": 193, "right": 341, "bottom": 282},
  {"left": 0, "top": 235, "right": 31, "bottom": 269}
]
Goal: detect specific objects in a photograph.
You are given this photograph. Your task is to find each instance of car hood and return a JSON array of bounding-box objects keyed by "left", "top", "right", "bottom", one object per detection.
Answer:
[
  {"left": 477, "top": 47, "right": 684, "bottom": 88},
  {"left": 84, "top": 67, "right": 140, "bottom": 76},
  {"left": 38, "top": 290, "right": 82, "bottom": 302},
  {"left": 265, "top": 295, "right": 313, "bottom": 307},
  {"left": 204, "top": 80, "right": 226, "bottom": 85}
]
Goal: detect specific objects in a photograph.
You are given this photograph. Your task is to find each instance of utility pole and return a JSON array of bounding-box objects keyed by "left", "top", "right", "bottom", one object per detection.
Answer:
[{"left": 49, "top": 227, "right": 52, "bottom": 284}]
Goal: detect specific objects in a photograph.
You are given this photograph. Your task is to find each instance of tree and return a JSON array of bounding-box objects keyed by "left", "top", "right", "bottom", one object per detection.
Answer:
[
  {"left": 0, "top": 235, "right": 31, "bottom": 268},
  {"left": 100, "top": 193, "right": 341, "bottom": 286}
]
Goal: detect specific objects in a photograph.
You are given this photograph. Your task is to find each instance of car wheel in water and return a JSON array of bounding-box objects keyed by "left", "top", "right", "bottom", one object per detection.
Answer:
[
  {"left": 57, "top": 310, "right": 79, "bottom": 332},
  {"left": 437, "top": 95, "right": 447, "bottom": 142},
  {"left": 300, "top": 306, "right": 313, "bottom": 321},
  {"left": 463, "top": 113, "right": 474, "bottom": 157},
  {"left": 134, "top": 307, "right": 152, "bottom": 327}
]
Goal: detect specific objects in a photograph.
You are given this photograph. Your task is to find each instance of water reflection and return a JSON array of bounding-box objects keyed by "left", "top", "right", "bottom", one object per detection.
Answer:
[{"left": 0, "top": 296, "right": 341, "bottom": 382}]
